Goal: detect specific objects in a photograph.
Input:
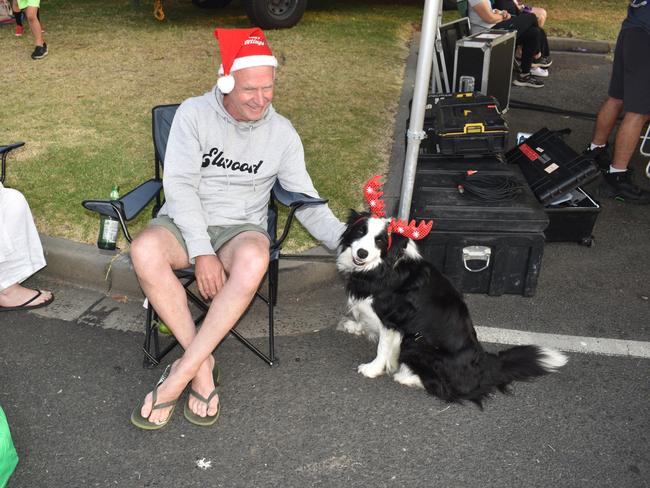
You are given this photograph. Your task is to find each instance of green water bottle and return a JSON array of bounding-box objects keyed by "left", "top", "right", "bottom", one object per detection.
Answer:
[{"left": 97, "top": 185, "right": 120, "bottom": 250}]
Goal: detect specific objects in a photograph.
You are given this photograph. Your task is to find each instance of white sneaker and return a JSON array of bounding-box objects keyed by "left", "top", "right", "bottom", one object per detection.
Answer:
[{"left": 530, "top": 66, "right": 548, "bottom": 78}]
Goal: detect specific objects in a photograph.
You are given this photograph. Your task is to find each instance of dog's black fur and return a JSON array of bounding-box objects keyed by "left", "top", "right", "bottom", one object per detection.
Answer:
[{"left": 337, "top": 210, "right": 567, "bottom": 407}]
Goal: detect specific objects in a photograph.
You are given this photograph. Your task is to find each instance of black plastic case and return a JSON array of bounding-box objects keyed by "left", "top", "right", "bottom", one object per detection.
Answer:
[
  {"left": 411, "top": 157, "right": 548, "bottom": 296},
  {"left": 505, "top": 128, "right": 601, "bottom": 245},
  {"left": 435, "top": 93, "right": 508, "bottom": 156}
]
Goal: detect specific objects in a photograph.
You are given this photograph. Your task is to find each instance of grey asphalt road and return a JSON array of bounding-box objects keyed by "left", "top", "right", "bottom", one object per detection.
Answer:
[{"left": 1, "top": 48, "right": 649, "bottom": 487}]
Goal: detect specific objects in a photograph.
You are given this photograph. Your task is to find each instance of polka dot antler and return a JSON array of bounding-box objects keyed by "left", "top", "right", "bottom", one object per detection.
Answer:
[
  {"left": 386, "top": 219, "right": 434, "bottom": 249},
  {"left": 363, "top": 175, "right": 386, "bottom": 218}
]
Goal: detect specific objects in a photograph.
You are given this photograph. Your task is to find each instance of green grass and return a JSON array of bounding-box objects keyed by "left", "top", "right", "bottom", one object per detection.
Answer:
[{"left": 2, "top": 0, "right": 626, "bottom": 251}]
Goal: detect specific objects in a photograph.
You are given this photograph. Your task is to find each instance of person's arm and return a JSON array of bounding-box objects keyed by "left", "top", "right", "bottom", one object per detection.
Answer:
[
  {"left": 276, "top": 130, "right": 345, "bottom": 252},
  {"left": 162, "top": 102, "right": 215, "bottom": 263},
  {"left": 471, "top": 0, "right": 511, "bottom": 23},
  {"left": 163, "top": 102, "right": 227, "bottom": 299}
]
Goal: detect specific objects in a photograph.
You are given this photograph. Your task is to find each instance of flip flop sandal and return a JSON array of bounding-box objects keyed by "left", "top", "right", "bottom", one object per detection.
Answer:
[
  {"left": 0, "top": 290, "right": 54, "bottom": 312},
  {"left": 131, "top": 365, "right": 179, "bottom": 430},
  {"left": 184, "top": 363, "right": 221, "bottom": 427}
]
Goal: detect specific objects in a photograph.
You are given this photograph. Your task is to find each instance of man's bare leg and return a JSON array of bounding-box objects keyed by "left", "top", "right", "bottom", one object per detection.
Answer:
[
  {"left": 184, "top": 232, "right": 269, "bottom": 417},
  {"left": 592, "top": 97, "right": 624, "bottom": 146},
  {"left": 131, "top": 229, "right": 269, "bottom": 424},
  {"left": 611, "top": 112, "right": 650, "bottom": 170},
  {"left": 130, "top": 226, "right": 215, "bottom": 424}
]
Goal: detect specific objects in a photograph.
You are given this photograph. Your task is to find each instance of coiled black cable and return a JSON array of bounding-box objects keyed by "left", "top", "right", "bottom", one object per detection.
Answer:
[{"left": 457, "top": 171, "right": 525, "bottom": 201}]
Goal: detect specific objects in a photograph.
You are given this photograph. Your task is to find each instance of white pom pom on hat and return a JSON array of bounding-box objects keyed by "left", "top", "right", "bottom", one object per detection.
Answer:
[{"left": 214, "top": 27, "right": 278, "bottom": 94}]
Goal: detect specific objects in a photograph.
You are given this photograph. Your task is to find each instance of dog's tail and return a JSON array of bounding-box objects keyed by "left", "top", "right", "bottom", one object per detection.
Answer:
[
  {"left": 465, "top": 345, "right": 568, "bottom": 407},
  {"left": 496, "top": 345, "right": 568, "bottom": 385}
]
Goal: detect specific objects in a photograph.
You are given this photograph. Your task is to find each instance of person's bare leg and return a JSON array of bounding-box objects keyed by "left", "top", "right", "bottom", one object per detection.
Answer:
[
  {"left": 611, "top": 112, "right": 650, "bottom": 170},
  {"left": 0, "top": 284, "right": 52, "bottom": 307},
  {"left": 183, "top": 232, "right": 269, "bottom": 418},
  {"left": 130, "top": 226, "right": 214, "bottom": 424},
  {"left": 592, "top": 97, "right": 624, "bottom": 145},
  {"left": 24, "top": 6, "right": 43, "bottom": 46}
]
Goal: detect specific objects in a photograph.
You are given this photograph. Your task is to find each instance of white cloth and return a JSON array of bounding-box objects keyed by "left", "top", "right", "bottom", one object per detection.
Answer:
[{"left": 0, "top": 183, "right": 46, "bottom": 292}]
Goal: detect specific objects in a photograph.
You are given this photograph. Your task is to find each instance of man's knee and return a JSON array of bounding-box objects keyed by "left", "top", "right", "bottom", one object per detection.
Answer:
[
  {"left": 130, "top": 227, "right": 180, "bottom": 273},
  {"left": 229, "top": 240, "right": 270, "bottom": 290}
]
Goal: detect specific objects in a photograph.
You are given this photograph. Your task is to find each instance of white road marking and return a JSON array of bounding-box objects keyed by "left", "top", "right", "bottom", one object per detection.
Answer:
[{"left": 476, "top": 326, "right": 650, "bottom": 359}]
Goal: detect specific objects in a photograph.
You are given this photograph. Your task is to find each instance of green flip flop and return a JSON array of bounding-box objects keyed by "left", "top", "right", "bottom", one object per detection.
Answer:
[
  {"left": 131, "top": 365, "right": 179, "bottom": 430},
  {"left": 184, "top": 363, "right": 221, "bottom": 427}
]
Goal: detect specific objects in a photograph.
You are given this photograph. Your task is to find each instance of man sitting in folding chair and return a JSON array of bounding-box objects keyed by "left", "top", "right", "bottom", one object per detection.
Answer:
[{"left": 130, "top": 27, "right": 345, "bottom": 430}]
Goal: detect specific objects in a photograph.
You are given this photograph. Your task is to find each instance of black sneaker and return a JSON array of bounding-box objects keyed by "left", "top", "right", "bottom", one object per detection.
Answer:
[
  {"left": 31, "top": 43, "right": 48, "bottom": 60},
  {"left": 583, "top": 143, "right": 611, "bottom": 172},
  {"left": 600, "top": 169, "right": 650, "bottom": 204},
  {"left": 513, "top": 73, "right": 544, "bottom": 88},
  {"left": 532, "top": 56, "right": 553, "bottom": 68}
]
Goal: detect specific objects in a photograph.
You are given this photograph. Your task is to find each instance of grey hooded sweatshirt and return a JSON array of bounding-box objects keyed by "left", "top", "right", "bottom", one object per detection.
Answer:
[{"left": 158, "top": 85, "right": 345, "bottom": 262}]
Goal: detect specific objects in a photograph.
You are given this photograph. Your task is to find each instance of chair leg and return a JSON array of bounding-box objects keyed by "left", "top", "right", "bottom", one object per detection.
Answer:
[
  {"left": 142, "top": 306, "right": 159, "bottom": 369},
  {"left": 142, "top": 306, "right": 180, "bottom": 369},
  {"left": 267, "top": 266, "right": 277, "bottom": 364}
]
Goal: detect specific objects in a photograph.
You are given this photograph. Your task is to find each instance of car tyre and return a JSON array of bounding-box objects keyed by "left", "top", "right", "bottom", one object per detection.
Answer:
[{"left": 243, "top": 0, "right": 307, "bottom": 29}]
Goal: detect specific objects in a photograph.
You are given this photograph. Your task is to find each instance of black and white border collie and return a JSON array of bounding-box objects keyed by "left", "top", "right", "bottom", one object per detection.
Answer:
[{"left": 337, "top": 210, "right": 568, "bottom": 407}]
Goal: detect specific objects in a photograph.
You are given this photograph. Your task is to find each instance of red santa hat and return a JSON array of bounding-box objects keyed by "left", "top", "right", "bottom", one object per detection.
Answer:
[{"left": 214, "top": 27, "right": 278, "bottom": 94}]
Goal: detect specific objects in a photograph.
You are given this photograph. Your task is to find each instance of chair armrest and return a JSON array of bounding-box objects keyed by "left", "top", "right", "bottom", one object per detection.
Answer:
[
  {"left": 271, "top": 180, "right": 328, "bottom": 208},
  {"left": 1, "top": 142, "right": 26, "bottom": 184},
  {"left": 270, "top": 180, "right": 329, "bottom": 252},
  {"left": 82, "top": 178, "right": 163, "bottom": 243}
]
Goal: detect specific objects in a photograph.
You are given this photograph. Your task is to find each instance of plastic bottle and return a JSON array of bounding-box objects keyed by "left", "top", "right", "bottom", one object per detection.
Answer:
[{"left": 97, "top": 185, "right": 120, "bottom": 250}]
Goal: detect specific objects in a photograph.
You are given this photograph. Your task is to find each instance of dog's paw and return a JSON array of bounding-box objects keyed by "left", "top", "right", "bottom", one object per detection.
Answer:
[
  {"left": 338, "top": 318, "right": 365, "bottom": 336},
  {"left": 358, "top": 361, "right": 385, "bottom": 378},
  {"left": 393, "top": 365, "right": 424, "bottom": 389}
]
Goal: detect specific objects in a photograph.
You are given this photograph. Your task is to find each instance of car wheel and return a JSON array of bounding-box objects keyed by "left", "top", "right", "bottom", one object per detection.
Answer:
[
  {"left": 243, "top": 0, "right": 307, "bottom": 29},
  {"left": 192, "top": 0, "right": 233, "bottom": 8}
]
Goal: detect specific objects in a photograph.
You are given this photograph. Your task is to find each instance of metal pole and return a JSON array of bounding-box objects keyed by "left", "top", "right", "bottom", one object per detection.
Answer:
[{"left": 398, "top": 0, "right": 442, "bottom": 220}]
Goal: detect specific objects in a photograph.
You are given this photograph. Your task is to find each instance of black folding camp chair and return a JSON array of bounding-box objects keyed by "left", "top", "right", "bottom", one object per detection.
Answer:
[
  {"left": 82, "top": 104, "right": 327, "bottom": 368},
  {"left": 0, "top": 142, "right": 26, "bottom": 185}
]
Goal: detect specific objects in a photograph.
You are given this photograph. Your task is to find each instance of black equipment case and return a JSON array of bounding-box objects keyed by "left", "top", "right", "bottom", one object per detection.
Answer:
[
  {"left": 411, "top": 157, "right": 548, "bottom": 296},
  {"left": 505, "top": 128, "right": 601, "bottom": 246},
  {"left": 436, "top": 92, "right": 508, "bottom": 156},
  {"left": 410, "top": 92, "right": 508, "bottom": 158},
  {"left": 453, "top": 30, "right": 516, "bottom": 112}
]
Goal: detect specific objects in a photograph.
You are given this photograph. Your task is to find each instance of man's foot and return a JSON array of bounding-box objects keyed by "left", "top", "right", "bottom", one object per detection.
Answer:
[
  {"left": 530, "top": 66, "right": 549, "bottom": 78},
  {"left": 600, "top": 169, "right": 650, "bottom": 204},
  {"left": 15, "top": 25, "right": 23, "bottom": 36},
  {"left": 513, "top": 73, "right": 544, "bottom": 88},
  {"left": 31, "top": 43, "right": 47, "bottom": 60},
  {"left": 532, "top": 56, "right": 553, "bottom": 68},
  {"left": 138, "top": 360, "right": 188, "bottom": 426},
  {"left": 0, "top": 284, "right": 53, "bottom": 311},
  {"left": 583, "top": 143, "right": 611, "bottom": 172},
  {"left": 186, "top": 356, "right": 220, "bottom": 419}
]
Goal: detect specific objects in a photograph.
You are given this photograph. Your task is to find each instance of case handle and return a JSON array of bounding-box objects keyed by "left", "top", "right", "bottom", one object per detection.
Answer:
[
  {"left": 464, "top": 123, "right": 485, "bottom": 134},
  {"left": 462, "top": 246, "right": 491, "bottom": 272}
]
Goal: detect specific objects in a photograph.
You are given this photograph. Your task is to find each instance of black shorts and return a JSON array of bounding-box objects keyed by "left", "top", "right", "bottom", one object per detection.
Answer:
[{"left": 608, "top": 26, "right": 650, "bottom": 114}]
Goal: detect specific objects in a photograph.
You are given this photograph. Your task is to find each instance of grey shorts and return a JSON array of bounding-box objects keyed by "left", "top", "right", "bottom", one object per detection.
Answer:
[{"left": 149, "top": 215, "right": 270, "bottom": 257}]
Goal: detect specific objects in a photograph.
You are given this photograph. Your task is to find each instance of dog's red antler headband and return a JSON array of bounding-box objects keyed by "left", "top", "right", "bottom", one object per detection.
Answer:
[
  {"left": 363, "top": 175, "right": 386, "bottom": 218},
  {"left": 362, "top": 175, "right": 434, "bottom": 248},
  {"left": 387, "top": 219, "right": 433, "bottom": 241}
]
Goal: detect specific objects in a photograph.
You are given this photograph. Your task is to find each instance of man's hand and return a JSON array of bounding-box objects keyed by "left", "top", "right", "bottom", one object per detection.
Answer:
[{"left": 195, "top": 254, "right": 227, "bottom": 300}]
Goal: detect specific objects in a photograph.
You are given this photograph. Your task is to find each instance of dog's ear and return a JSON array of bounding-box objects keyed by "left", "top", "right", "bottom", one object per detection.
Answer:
[
  {"left": 346, "top": 209, "right": 361, "bottom": 225},
  {"left": 385, "top": 233, "right": 410, "bottom": 263}
]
